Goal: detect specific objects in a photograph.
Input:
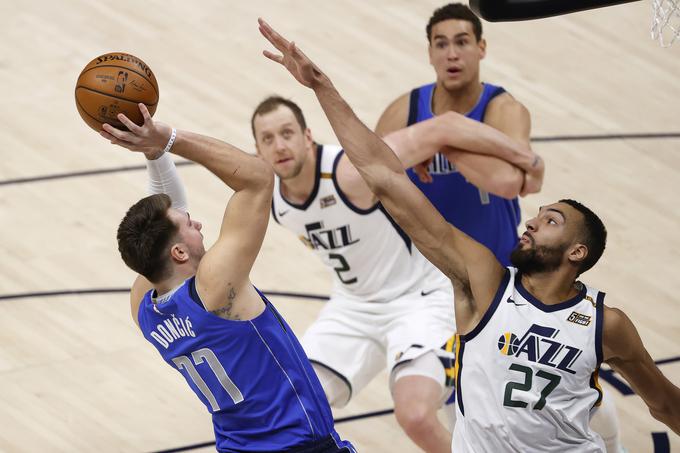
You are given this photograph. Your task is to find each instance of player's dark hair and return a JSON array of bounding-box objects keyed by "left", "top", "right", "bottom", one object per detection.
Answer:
[
  {"left": 427, "top": 3, "right": 483, "bottom": 42},
  {"left": 117, "top": 194, "right": 178, "bottom": 283},
  {"left": 560, "top": 199, "right": 607, "bottom": 275},
  {"left": 251, "top": 96, "right": 308, "bottom": 139}
]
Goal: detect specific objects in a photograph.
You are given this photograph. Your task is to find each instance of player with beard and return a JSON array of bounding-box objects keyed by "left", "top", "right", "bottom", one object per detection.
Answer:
[{"left": 258, "top": 18, "right": 680, "bottom": 451}]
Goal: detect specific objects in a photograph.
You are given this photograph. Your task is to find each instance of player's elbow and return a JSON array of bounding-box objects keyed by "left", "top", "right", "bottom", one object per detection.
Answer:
[
  {"left": 649, "top": 387, "right": 680, "bottom": 435},
  {"left": 251, "top": 158, "right": 275, "bottom": 191}
]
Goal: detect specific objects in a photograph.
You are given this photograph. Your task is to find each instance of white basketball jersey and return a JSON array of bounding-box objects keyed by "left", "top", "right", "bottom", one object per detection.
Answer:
[
  {"left": 453, "top": 267, "right": 606, "bottom": 453},
  {"left": 272, "top": 145, "right": 448, "bottom": 302}
]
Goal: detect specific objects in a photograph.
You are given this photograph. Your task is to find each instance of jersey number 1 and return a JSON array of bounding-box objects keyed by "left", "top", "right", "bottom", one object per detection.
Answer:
[{"left": 173, "top": 347, "right": 244, "bottom": 412}]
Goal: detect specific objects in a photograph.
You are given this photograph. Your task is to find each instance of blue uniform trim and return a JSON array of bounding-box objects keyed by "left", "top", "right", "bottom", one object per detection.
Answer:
[
  {"left": 377, "top": 203, "right": 411, "bottom": 253},
  {"left": 515, "top": 274, "right": 588, "bottom": 312},
  {"left": 188, "top": 276, "right": 206, "bottom": 309},
  {"left": 589, "top": 290, "right": 606, "bottom": 408},
  {"left": 595, "top": 291, "right": 605, "bottom": 365},
  {"left": 271, "top": 201, "right": 280, "bottom": 224},
  {"left": 461, "top": 268, "right": 511, "bottom": 342},
  {"left": 407, "top": 88, "right": 420, "bottom": 126},
  {"left": 331, "top": 150, "right": 380, "bottom": 215},
  {"left": 456, "top": 341, "right": 466, "bottom": 416}
]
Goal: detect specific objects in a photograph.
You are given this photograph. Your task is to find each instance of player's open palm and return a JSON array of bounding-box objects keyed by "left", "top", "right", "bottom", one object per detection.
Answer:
[{"left": 258, "top": 18, "right": 324, "bottom": 89}]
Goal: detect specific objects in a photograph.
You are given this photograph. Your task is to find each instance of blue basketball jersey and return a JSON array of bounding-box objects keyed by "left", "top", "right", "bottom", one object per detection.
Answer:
[
  {"left": 407, "top": 82, "right": 521, "bottom": 265},
  {"left": 137, "top": 278, "right": 353, "bottom": 453}
]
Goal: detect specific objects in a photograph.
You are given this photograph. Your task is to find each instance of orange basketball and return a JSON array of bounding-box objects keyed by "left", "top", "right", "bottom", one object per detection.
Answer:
[{"left": 75, "top": 52, "right": 159, "bottom": 131}]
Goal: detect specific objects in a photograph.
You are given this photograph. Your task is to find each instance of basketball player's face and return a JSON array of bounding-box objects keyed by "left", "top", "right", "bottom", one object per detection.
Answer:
[
  {"left": 428, "top": 19, "right": 486, "bottom": 92},
  {"left": 254, "top": 106, "right": 314, "bottom": 180},
  {"left": 168, "top": 209, "right": 205, "bottom": 262},
  {"left": 510, "top": 203, "right": 579, "bottom": 274}
]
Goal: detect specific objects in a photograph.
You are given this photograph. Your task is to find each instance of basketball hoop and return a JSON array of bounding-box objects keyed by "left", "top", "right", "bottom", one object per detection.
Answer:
[{"left": 651, "top": 0, "right": 680, "bottom": 46}]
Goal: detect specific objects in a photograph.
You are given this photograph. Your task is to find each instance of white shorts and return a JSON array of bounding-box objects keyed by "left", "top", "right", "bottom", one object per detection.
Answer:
[{"left": 301, "top": 283, "right": 455, "bottom": 405}]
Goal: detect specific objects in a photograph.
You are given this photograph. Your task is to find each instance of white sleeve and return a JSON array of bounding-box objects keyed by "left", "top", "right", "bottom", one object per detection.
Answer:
[{"left": 145, "top": 151, "right": 188, "bottom": 212}]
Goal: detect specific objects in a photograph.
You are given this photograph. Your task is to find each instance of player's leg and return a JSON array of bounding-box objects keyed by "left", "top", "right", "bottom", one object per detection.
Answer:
[
  {"left": 392, "top": 352, "right": 452, "bottom": 453},
  {"left": 590, "top": 391, "right": 624, "bottom": 453},
  {"left": 301, "top": 297, "right": 385, "bottom": 408},
  {"left": 386, "top": 286, "right": 456, "bottom": 453}
]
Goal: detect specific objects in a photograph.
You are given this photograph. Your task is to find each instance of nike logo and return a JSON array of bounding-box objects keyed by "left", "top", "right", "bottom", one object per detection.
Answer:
[
  {"left": 277, "top": 210, "right": 290, "bottom": 217},
  {"left": 421, "top": 289, "right": 438, "bottom": 296},
  {"left": 507, "top": 297, "right": 526, "bottom": 306}
]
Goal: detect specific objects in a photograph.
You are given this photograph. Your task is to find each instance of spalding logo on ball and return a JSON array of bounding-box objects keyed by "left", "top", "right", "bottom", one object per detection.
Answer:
[{"left": 75, "top": 52, "right": 159, "bottom": 131}]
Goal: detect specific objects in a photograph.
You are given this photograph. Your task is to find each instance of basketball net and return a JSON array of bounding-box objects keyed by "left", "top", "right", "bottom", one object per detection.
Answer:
[{"left": 651, "top": 0, "right": 680, "bottom": 46}]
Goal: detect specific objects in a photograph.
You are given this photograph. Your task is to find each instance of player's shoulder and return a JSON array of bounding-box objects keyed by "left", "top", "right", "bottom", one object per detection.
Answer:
[
  {"left": 375, "top": 91, "right": 411, "bottom": 136},
  {"left": 602, "top": 304, "right": 640, "bottom": 361},
  {"left": 486, "top": 91, "right": 530, "bottom": 119}
]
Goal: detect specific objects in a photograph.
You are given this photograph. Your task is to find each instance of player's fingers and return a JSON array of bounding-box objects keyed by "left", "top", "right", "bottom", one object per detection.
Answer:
[
  {"left": 263, "top": 50, "right": 284, "bottom": 64},
  {"left": 102, "top": 123, "right": 132, "bottom": 141},
  {"left": 100, "top": 129, "right": 132, "bottom": 148},
  {"left": 117, "top": 113, "right": 143, "bottom": 134},
  {"left": 139, "top": 103, "right": 153, "bottom": 124},
  {"left": 258, "top": 18, "right": 288, "bottom": 51}
]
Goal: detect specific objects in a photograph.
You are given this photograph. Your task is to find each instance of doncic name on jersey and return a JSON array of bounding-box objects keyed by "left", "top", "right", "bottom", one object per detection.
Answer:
[
  {"left": 497, "top": 324, "right": 583, "bottom": 374},
  {"left": 149, "top": 313, "right": 196, "bottom": 349}
]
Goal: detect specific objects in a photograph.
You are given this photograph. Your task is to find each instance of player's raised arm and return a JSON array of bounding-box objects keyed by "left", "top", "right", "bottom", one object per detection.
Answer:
[
  {"left": 103, "top": 105, "right": 274, "bottom": 318},
  {"left": 603, "top": 306, "right": 680, "bottom": 434},
  {"left": 258, "top": 18, "right": 505, "bottom": 323}
]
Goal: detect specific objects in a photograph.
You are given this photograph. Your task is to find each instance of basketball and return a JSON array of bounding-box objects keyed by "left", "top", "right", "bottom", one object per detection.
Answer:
[{"left": 75, "top": 52, "right": 159, "bottom": 131}]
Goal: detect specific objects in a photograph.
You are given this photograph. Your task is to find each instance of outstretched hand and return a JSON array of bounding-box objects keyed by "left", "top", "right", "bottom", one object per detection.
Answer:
[
  {"left": 100, "top": 103, "right": 172, "bottom": 158},
  {"left": 258, "top": 18, "right": 326, "bottom": 89}
]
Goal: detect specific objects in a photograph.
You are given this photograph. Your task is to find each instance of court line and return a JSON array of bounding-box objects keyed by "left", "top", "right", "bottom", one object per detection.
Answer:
[
  {"left": 148, "top": 410, "right": 395, "bottom": 453},
  {"left": 1, "top": 131, "right": 680, "bottom": 187}
]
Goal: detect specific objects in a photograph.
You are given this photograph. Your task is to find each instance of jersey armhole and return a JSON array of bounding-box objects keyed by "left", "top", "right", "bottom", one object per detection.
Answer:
[
  {"left": 331, "top": 150, "right": 381, "bottom": 215},
  {"left": 595, "top": 291, "right": 605, "bottom": 365},
  {"left": 188, "top": 276, "right": 208, "bottom": 310},
  {"left": 461, "top": 268, "right": 512, "bottom": 342},
  {"left": 480, "top": 86, "right": 508, "bottom": 123},
  {"left": 407, "top": 88, "right": 420, "bottom": 126}
]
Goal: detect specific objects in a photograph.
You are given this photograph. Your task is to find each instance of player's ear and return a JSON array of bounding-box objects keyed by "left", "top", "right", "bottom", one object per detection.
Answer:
[
  {"left": 170, "top": 243, "right": 190, "bottom": 264},
  {"left": 567, "top": 243, "right": 588, "bottom": 266},
  {"left": 478, "top": 38, "right": 487, "bottom": 59},
  {"left": 304, "top": 128, "right": 314, "bottom": 146}
]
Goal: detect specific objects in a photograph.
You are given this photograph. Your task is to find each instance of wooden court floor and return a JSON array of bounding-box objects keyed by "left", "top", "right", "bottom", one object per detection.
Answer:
[{"left": 0, "top": 0, "right": 678, "bottom": 451}]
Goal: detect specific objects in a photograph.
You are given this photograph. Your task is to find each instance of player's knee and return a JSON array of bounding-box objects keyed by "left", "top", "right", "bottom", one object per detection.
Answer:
[{"left": 394, "top": 395, "right": 438, "bottom": 435}]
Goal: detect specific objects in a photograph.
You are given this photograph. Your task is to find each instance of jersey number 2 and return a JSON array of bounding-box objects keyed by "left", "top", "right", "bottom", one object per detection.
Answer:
[
  {"left": 329, "top": 253, "right": 357, "bottom": 284},
  {"left": 173, "top": 347, "right": 244, "bottom": 411},
  {"left": 503, "top": 363, "right": 561, "bottom": 410}
]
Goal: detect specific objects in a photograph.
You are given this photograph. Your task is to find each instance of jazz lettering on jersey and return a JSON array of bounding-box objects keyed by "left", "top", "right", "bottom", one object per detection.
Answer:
[
  {"left": 300, "top": 221, "right": 359, "bottom": 250},
  {"left": 497, "top": 324, "right": 583, "bottom": 374},
  {"left": 150, "top": 314, "right": 196, "bottom": 349}
]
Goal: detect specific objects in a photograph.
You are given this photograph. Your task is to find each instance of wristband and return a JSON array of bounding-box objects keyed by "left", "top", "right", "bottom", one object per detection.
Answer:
[{"left": 162, "top": 128, "right": 177, "bottom": 154}]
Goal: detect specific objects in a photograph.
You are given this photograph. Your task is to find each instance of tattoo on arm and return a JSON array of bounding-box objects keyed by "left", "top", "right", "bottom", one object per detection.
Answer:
[{"left": 210, "top": 285, "right": 240, "bottom": 320}]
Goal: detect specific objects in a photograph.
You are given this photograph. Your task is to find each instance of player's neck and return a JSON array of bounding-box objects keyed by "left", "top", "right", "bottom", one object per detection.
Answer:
[
  {"left": 432, "top": 80, "right": 484, "bottom": 115},
  {"left": 155, "top": 268, "right": 195, "bottom": 296},
  {"left": 279, "top": 145, "right": 318, "bottom": 204},
  {"left": 520, "top": 270, "right": 580, "bottom": 306}
]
